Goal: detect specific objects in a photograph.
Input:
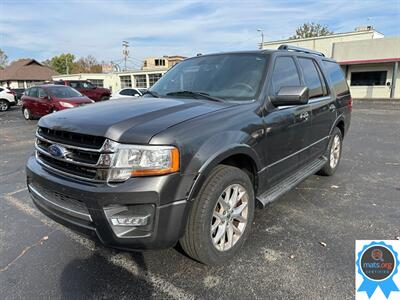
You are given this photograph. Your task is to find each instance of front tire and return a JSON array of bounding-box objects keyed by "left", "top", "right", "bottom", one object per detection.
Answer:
[
  {"left": 0, "top": 100, "right": 10, "bottom": 111},
  {"left": 23, "top": 107, "right": 32, "bottom": 120},
  {"left": 318, "top": 127, "right": 343, "bottom": 176},
  {"left": 180, "top": 165, "right": 255, "bottom": 265}
]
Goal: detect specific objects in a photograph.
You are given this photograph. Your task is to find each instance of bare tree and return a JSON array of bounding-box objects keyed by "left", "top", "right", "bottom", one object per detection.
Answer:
[
  {"left": 290, "top": 22, "right": 333, "bottom": 39},
  {"left": 0, "top": 49, "right": 8, "bottom": 69}
]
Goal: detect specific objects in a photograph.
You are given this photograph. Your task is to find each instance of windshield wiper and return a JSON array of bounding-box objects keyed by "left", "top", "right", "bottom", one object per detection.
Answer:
[
  {"left": 143, "top": 90, "right": 160, "bottom": 98},
  {"left": 166, "top": 90, "right": 223, "bottom": 102}
]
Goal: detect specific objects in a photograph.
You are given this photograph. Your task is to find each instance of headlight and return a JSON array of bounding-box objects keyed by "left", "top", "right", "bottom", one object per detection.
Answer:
[
  {"left": 108, "top": 145, "right": 179, "bottom": 181},
  {"left": 59, "top": 101, "right": 75, "bottom": 108}
]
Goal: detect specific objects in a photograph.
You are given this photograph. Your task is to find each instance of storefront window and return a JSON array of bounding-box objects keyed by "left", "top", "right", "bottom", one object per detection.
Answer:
[
  {"left": 351, "top": 71, "right": 387, "bottom": 86},
  {"left": 120, "top": 76, "right": 132, "bottom": 88},
  {"left": 134, "top": 75, "right": 147, "bottom": 88}
]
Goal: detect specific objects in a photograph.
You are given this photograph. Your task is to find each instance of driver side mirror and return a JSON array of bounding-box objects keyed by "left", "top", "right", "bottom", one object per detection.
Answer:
[{"left": 271, "top": 86, "right": 309, "bottom": 107}]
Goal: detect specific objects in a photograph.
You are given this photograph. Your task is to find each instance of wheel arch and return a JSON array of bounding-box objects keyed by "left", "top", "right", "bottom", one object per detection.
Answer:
[
  {"left": 188, "top": 145, "right": 261, "bottom": 202},
  {"left": 329, "top": 114, "right": 346, "bottom": 137}
]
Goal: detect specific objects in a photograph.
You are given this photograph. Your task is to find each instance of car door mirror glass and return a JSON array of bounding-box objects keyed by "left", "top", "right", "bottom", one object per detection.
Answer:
[{"left": 271, "top": 86, "right": 309, "bottom": 106}]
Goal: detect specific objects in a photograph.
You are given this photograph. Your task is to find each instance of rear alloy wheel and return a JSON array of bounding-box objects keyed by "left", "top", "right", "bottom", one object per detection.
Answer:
[
  {"left": 23, "top": 107, "right": 32, "bottom": 120},
  {"left": 0, "top": 100, "right": 9, "bottom": 111},
  {"left": 180, "top": 165, "right": 254, "bottom": 265},
  {"left": 318, "top": 127, "right": 343, "bottom": 176}
]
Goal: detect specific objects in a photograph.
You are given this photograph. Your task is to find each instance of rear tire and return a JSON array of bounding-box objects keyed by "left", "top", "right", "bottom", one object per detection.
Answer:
[
  {"left": 23, "top": 107, "right": 32, "bottom": 120},
  {"left": 318, "top": 127, "right": 343, "bottom": 176},
  {"left": 100, "top": 96, "right": 109, "bottom": 101},
  {"left": 180, "top": 165, "right": 255, "bottom": 265},
  {"left": 0, "top": 100, "right": 10, "bottom": 111}
]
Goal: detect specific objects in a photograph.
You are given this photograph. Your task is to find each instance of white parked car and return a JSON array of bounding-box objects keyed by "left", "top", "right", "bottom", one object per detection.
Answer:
[
  {"left": 110, "top": 88, "right": 147, "bottom": 100},
  {"left": 0, "top": 87, "right": 17, "bottom": 111}
]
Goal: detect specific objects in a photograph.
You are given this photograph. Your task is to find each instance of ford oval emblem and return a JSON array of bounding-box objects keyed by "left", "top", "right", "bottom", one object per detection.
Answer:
[{"left": 48, "top": 144, "right": 68, "bottom": 158}]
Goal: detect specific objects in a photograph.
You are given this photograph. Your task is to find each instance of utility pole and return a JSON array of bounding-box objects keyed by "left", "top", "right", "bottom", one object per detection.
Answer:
[
  {"left": 257, "top": 29, "right": 264, "bottom": 49},
  {"left": 122, "top": 41, "right": 129, "bottom": 71}
]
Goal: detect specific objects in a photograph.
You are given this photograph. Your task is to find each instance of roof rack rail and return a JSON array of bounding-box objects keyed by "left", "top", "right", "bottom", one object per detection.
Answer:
[{"left": 278, "top": 44, "right": 325, "bottom": 57}]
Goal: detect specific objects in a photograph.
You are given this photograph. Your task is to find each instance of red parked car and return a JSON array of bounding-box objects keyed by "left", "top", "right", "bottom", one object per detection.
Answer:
[
  {"left": 21, "top": 84, "right": 94, "bottom": 120},
  {"left": 55, "top": 80, "right": 111, "bottom": 101}
]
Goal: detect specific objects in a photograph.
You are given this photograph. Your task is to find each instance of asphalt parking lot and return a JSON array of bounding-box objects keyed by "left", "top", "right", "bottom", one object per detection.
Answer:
[{"left": 1, "top": 102, "right": 399, "bottom": 299}]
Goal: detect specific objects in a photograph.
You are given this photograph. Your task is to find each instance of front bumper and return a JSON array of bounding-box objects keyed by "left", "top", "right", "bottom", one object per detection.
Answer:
[{"left": 26, "top": 156, "right": 195, "bottom": 250}]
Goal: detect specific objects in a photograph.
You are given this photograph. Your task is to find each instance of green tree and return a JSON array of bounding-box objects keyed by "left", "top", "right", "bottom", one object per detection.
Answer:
[
  {"left": 290, "top": 22, "right": 333, "bottom": 39},
  {"left": 0, "top": 49, "right": 8, "bottom": 69},
  {"left": 46, "top": 53, "right": 75, "bottom": 74}
]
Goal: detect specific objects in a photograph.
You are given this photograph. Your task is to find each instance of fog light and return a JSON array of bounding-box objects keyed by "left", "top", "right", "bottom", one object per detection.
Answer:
[
  {"left": 103, "top": 204, "right": 154, "bottom": 238},
  {"left": 110, "top": 215, "right": 149, "bottom": 226}
]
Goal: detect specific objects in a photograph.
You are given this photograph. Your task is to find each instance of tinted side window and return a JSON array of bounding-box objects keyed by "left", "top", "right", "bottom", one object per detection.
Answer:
[
  {"left": 38, "top": 88, "right": 47, "bottom": 98},
  {"left": 120, "top": 89, "right": 132, "bottom": 96},
  {"left": 271, "top": 57, "right": 300, "bottom": 95},
  {"left": 30, "top": 87, "right": 38, "bottom": 98},
  {"left": 298, "top": 58, "right": 324, "bottom": 98},
  {"left": 0, "top": 88, "right": 3, "bottom": 92},
  {"left": 323, "top": 61, "right": 349, "bottom": 96},
  {"left": 70, "top": 82, "right": 80, "bottom": 89}
]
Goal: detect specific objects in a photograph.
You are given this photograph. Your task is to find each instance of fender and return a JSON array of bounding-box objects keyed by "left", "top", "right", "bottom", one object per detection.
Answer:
[
  {"left": 187, "top": 144, "right": 261, "bottom": 201},
  {"left": 323, "top": 113, "right": 346, "bottom": 156},
  {"left": 329, "top": 113, "right": 345, "bottom": 136}
]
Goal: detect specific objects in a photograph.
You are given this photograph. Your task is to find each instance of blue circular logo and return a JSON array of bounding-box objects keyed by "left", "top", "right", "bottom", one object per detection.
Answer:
[{"left": 48, "top": 144, "right": 68, "bottom": 158}]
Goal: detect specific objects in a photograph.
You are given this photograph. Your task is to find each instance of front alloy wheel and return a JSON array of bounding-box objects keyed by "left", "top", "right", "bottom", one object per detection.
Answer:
[
  {"left": 23, "top": 107, "right": 31, "bottom": 120},
  {"left": 180, "top": 165, "right": 254, "bottom": 265},
  {"left": 211, "top": 184, "right": 249, "bottom": 251}
]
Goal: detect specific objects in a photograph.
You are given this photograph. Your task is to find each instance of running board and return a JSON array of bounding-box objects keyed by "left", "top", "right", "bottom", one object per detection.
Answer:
[{"left": 257, "top": 157, "right": 327, "bottom": 207}]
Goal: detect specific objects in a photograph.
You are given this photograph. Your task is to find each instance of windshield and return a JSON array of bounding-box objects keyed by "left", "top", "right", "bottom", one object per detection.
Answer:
[
  {"left": 150, "top": 53, "right": 267, "bottom": 101},
  {"left": 47, "top": 86, "right": 83, "bottom": 98}
]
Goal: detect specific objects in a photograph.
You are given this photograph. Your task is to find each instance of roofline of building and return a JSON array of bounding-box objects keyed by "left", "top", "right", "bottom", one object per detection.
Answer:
[
  {"left": 261, "top": 29, "right": 384, "bottom": 46},
  {"left": 52, "top": 69, "right": 168, "bottom": 78},
  {"left": 338, "top": 57, "right": 400, "bottom": 65}
]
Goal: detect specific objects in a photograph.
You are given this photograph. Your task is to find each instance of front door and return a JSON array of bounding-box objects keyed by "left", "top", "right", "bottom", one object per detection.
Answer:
[
  {"left": 261, "top": 56, "right": 311, "bottom": 187},
  {"left": 80, "top": 81, "right": 97, "bottom": 100},
  {"left": 36, "top": 87, "right": 52, "bottom": 116}
]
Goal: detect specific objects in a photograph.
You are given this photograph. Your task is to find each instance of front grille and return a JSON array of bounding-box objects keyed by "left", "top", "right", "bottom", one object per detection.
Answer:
[
  {"left": 35, "top": 127, "right": 116, "bottom": 182},
  {"left": 38, "top": 152, "right": 98, "bottom": 180},
  {"left": 37, "top": 138, "right": 100, "bottom": 165},
  {"left": 38, "top": 127, "right": 105, "bottom": 149}
]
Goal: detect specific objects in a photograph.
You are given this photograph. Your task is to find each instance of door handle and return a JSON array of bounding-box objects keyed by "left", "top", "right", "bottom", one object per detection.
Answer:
[
  {"left": 329, "top": 104, "right": 336, "bottom": 112},
  {"left": 299, "top": 111, "right": 309, "bottom": 121}
]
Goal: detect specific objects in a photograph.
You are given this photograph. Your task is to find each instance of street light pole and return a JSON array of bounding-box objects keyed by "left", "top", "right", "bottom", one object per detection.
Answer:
[{"left": 257, "top": 29, "right": 264, "bottom": 49}]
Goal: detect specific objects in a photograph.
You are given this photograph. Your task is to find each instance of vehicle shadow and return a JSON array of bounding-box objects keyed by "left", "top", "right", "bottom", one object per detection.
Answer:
[{"left": 60, "top": 252, "right": 154, "bottom": 299}]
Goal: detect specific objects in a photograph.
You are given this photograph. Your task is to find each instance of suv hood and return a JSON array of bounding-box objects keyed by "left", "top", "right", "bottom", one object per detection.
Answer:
[{"left": 39, "top": 97, "right": 236, "bottom": 144}]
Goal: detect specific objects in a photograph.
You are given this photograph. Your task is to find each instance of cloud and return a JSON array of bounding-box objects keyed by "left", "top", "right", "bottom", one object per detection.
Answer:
[{"left": 1, "top": 0, "right": 399, "bottom": 65}]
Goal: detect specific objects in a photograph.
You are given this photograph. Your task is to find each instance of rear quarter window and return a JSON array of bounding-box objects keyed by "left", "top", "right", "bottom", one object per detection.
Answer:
[{"left": 323, "top": 61, "right": 349, "bottom": 97}]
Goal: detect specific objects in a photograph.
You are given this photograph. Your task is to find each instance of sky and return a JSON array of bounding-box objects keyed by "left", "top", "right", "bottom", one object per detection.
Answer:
[{"left": 1, "top": 0, "right": 399, "bottom": 68}]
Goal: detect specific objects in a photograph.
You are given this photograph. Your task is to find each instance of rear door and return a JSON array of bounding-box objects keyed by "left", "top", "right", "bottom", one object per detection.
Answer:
[
  {"left": 297, "top": 57, "right": 335, "bottom": 160},
  {"left": 262, "top": 56, "right": 312, "bottom": 186},
  {"left": 27, "top": 87, "right": 39, "bottom": 115}
]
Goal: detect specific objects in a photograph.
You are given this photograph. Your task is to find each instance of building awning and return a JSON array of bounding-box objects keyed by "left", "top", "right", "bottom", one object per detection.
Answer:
[{"left": 338, "top": 58, "right": 400, "bottom": 65}]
